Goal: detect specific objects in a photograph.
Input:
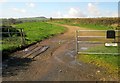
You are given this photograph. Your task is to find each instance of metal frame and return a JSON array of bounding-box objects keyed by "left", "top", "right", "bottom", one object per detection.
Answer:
[{"left": 76, "top": 30, "right": 120, "bottom": 55}]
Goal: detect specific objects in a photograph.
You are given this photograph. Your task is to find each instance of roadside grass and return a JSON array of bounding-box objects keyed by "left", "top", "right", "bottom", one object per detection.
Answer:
[
  {"left": 72, "top": 23, "right": 111, "bottom": 30},
  {"left": 2, "top": 22, "right": 66, "bottom": 53},
  {"left": 77, "top": 46, "right": 119, "bottom": 74},
  {"left": 2, "top": 37, "right": 22, "bottom": 51},
  {"left": 87, "top": 46, "right": 119, "bottom": 53},
  {"left": 15, "top": 22, "right": 66, "bottom": 44},
  {"left": 55, "top": 20, "right": 114, "bottom": 30}
]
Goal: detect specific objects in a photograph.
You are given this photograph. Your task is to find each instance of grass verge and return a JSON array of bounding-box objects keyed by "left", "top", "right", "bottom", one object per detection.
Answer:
[
  {"left": 77, "top": 46, "right": 119, "bottom": 75},
  {"left": 2, "top": 22, "right": 66, "bottom": 57},
  {"left": 55, "top": 21, "right": 114, "bottom": 30},
  {"left": 15, "top": 22, "right": 66, "bottom": 45}
]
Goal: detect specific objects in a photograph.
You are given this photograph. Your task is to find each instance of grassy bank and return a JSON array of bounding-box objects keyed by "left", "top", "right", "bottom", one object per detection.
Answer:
[
  {"left": 77, "top": 54, "right": 119, "bottom": 74},
  {"left": 72, "top": 23, "right": 111, "bottom": 30},
  {"left": 56, "top": 21, "right": 113, "bottom": 30},
  {"left": 54, "top": 18, "right": 117, "bottom": 30},
  {"left": 15, "top": 22, "right": 66, "bottom": 44},
  {"left": 2, "top": 22, "right": 66, "bottom": 53},
  {"left": 77, "top": 46, "right": 119, "bottom": 74}
]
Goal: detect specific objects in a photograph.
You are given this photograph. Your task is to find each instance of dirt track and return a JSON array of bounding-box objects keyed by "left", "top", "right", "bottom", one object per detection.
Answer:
[{"left": 3, "top": 24, "right": 119, "bottom": 81}]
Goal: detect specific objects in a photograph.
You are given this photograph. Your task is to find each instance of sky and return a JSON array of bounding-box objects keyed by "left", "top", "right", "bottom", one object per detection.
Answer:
[{"left": 0, "top": 0, "right": 119, "bottom": 18}]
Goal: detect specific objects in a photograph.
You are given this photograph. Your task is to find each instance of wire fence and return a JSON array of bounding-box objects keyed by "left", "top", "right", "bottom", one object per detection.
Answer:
[{"left": 1, "top": 28, "right": 26, "bottom": 50}]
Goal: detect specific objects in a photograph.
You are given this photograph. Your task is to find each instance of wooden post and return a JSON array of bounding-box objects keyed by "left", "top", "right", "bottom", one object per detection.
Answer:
[
  {"left": 8, "top": 28, "right": 11, "bottom": 37},
  {"left": 22, "top": 31, "right": 26, "bottom": 45},
  {"left": 20, "top": 29, "right": 25, "bottom": 46},
  {"left": 116, "top": 30, "right": 119, "bottom": 56},
  {"left": 8, "top": 28, "right": 11, "bottom": 42},
  {"left": 50, "top": 17, "right": 52, "bottom": 28}
]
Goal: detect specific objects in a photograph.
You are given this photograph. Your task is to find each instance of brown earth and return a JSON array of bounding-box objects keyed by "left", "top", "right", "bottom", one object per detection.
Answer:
[{"left": 2, "top": 24, "right": 119, "bottom": 81}]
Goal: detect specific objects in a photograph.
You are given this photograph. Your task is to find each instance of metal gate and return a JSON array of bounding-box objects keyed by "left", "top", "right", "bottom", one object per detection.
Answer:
[{"left": 76, "top": 30, "right": 120, "bottom": 55}]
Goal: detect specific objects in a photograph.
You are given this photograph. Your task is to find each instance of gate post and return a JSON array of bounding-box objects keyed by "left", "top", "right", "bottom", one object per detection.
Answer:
[{"left": 76, "top": 30, "right": 78, "bottom": 54}]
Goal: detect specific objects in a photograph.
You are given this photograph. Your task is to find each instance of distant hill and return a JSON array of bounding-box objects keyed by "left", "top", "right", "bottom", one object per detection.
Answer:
[
  {"left": 16, "top": 17, "right": 48, "bottom": 22},
  {"left": 1, "top": 17, "right": 48, "bottom": 26}
]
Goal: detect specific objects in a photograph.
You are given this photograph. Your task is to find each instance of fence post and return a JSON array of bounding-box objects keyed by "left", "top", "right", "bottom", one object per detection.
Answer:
[
  {"left": 20, "top": 29, "right": 25, "bottom": 46},
  {"left": 8, "top": 28, "right": 11, "bottom": 37},
  {"left": 116, "top": 30, "right": 120, "bottom": 55},
  {"left": 76, "top": 30, "right": 78, "bottom": 54},
  {"left": 23, "top": 31, "right": 26, "bottom": 46}
]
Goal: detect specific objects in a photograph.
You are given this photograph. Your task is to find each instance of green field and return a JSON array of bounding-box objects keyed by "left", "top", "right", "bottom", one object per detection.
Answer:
[
  {"left": 15, "top": 22, "right": 66, "bottom": 44},
  {"left": 87, "top": 46, "right": 119, "bottom": 53},
  {"left": 2, "top": 22, "right": 66, "bottom": 52},
  {"left": 56, "top": 21, "right": 113, "bottom": 30},
  {"left": 53, "top": 18, "right": 118, "bottom": 30},
  {"left": 72, "top": 23, "right": 111, "bottom": 30},
  {"left": 76, "top": 42, "right": 119, "bottom": 74}
]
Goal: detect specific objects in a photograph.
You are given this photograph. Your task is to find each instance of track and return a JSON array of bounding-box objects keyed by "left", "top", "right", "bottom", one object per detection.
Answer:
[{"left": 2, "top": 24, "right": 119, "bottom": 81}]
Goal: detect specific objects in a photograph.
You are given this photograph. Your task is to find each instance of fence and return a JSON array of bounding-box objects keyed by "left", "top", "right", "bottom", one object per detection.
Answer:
[
  {"left": 1, "top": 27, "right": 26, "bottom": 50},
  {"left": 76, "top": 30, "right": 120, "bottom": 55}
]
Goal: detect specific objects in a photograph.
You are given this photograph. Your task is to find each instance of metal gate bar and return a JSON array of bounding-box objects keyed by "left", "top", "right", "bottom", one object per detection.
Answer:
[{"left": 76, "top": 30, "right": 120, "bottom": 55}]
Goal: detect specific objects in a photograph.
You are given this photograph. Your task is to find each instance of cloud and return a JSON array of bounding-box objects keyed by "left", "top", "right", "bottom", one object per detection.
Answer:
[
  {"left": 55, "top": 11, "right": 63, "bottom": 18},
  {"left": 12, "top": 8, "right": 26, "bottom": 13},
  {"left": 53, "top": 8, "right": 86, "bottom": 18},
  {"left": 0, "top": 0, "right": 7, "bottom": 3},
  {"left": 87, "top": 3, "right": 100, "bottom": 16},
  {"left": 67, "top": 8, "right": 86, "bottom": 18},
  {"left": 26, "top": 3, "right": 35, "bottom": 8}
]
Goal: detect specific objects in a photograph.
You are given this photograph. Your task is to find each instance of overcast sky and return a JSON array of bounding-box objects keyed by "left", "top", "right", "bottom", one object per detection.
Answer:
[{"left": 0, "top": 0, "right": 119, "bottom": 18}]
